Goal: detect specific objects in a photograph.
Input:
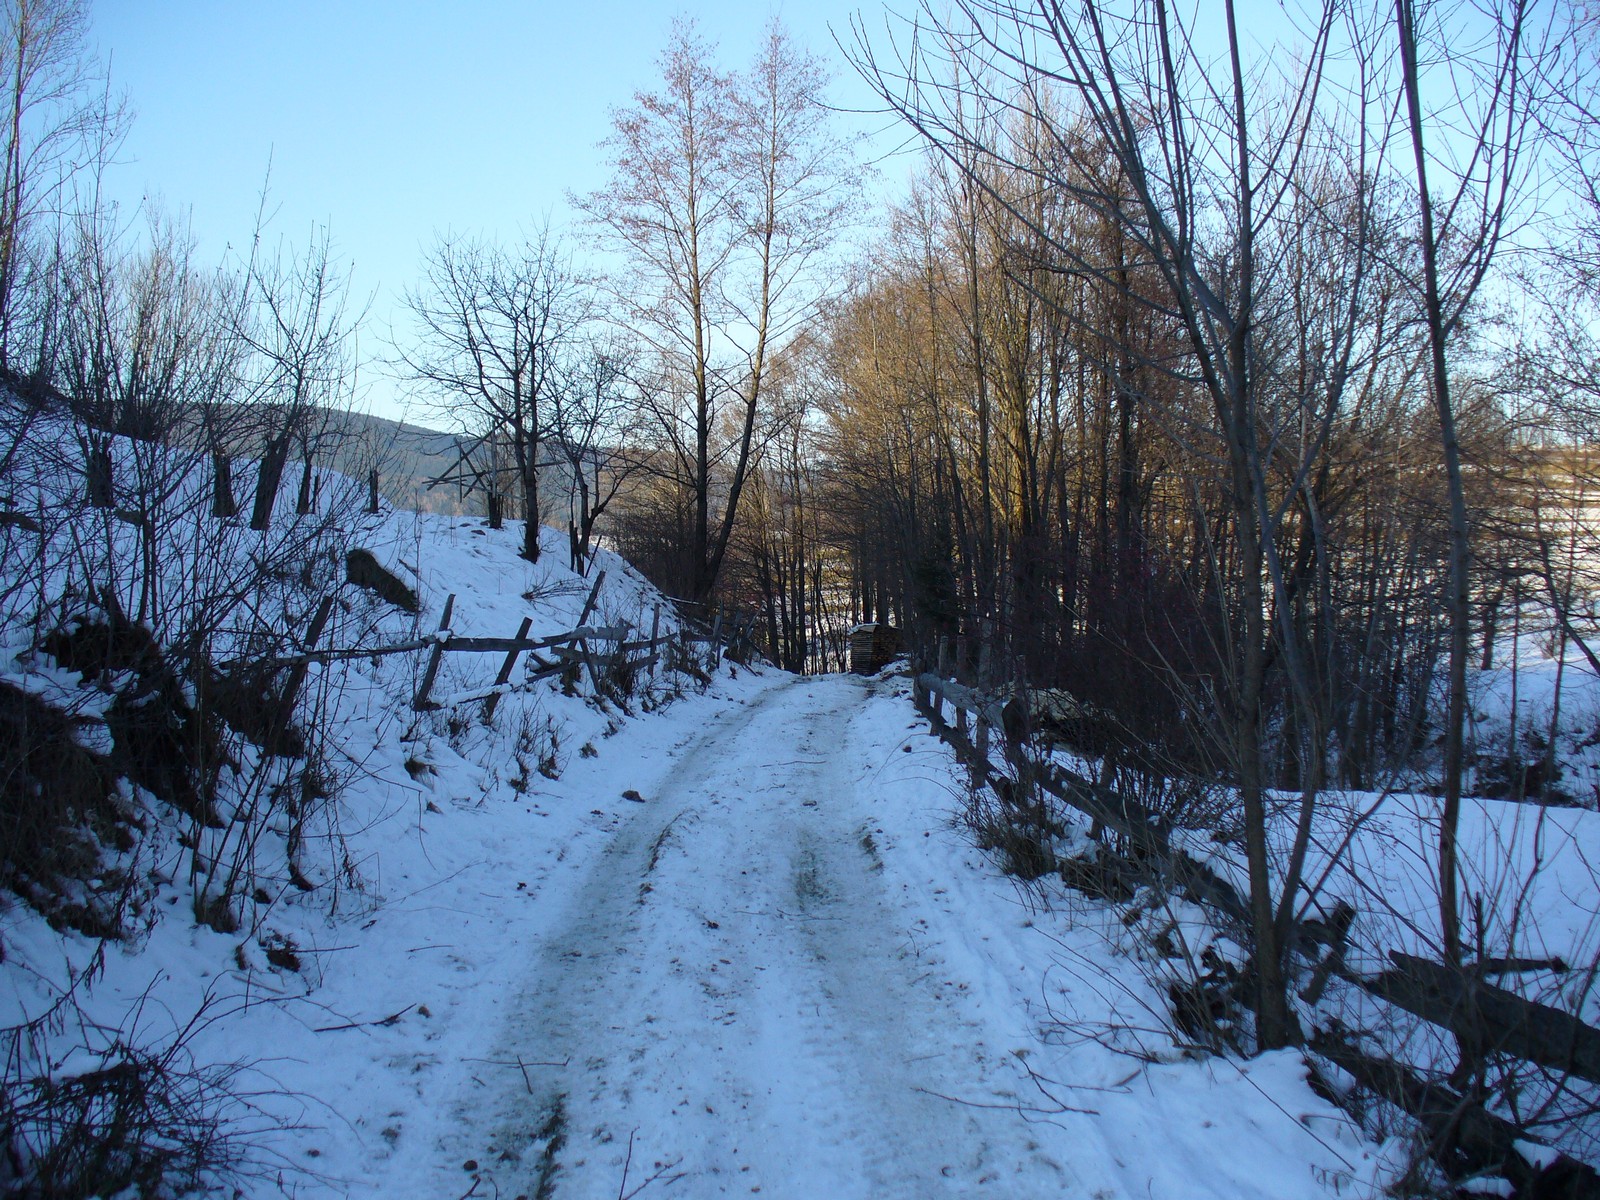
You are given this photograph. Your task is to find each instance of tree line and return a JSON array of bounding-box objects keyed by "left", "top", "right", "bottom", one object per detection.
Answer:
[
  {"left": 811, "top": 0, "right": 1595, "bottom": 1059},
  {"left": 599, "top": 0, "right": 1599, "bottom": 1071}
]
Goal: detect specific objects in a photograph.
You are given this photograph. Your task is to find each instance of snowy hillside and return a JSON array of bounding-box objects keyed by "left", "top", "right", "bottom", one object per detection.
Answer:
[{"left": 0, "top": 399, "right": 700, "bottom": 1195}]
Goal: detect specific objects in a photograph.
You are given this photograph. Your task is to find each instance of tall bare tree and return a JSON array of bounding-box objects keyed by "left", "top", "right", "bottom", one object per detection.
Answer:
[
  {"left": 400, "top": 228, "right": 581, "bottom": 563},
  {"left": 578, "top": 18, "right": 856, "bottom": 600},
  {"left": 1392, "top": 0, "right": 1545, "bottom": 970},
  {"left": 0, "top": 0, "right": 124, "bottom": 376}
]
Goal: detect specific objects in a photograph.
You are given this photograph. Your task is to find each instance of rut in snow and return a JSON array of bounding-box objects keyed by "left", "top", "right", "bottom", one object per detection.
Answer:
[{"left": 438, "top": 673, "right": 1067, "bottom": 1200}]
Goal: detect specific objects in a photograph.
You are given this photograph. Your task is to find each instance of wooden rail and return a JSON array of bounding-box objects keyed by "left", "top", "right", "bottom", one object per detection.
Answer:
[
  {"left": 407, "top": 591, "right": 685, "bottom": 712},
  {"left": 911, "top": 659, "right": 1600, "bottom": 1186},
  {"left": 218, "top": 622, "right": 636, "bottom": 671},
  {"left": 218, "top": 585, "right": 699, "bottom": 718},
  {"left": 223, "top": 570, "right": 763, "bottom": 731},
  {"left": 912, "top": 668, "right": 1247, "bottom": 924}
]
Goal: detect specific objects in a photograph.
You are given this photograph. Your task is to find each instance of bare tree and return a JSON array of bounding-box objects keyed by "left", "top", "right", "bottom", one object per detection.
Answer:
[
  {"left": 55, "top": 206, "right": 236, "bottom": 625},
  {"left": 399, "top": 227, "right": 581, "bottom": 562},
  {"left": 1392, "top": 0, "right": 1547, "bottom": 970},
  {"left": 234, "top": 224, "right": 359, "bottom": 533},
  {"left": 547, "top": 339, "right": 646, "bottom": 574},
  {"left": 578, "top": 18, "right": 856, "bottom": 600},
  {"left": 0, "top": 0, "right": 125, "bottom": 376},
  {"left": 728, "top": 333, "right": 847, "bottom": 672}
]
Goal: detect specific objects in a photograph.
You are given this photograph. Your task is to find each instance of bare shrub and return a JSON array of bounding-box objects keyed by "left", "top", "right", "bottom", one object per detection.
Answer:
[
  {"left": 0, "top": 990, "right": 275, "bottom": 1199},
  {"left": 962, "top": 775, "right": 1064, "bottom": 883}
]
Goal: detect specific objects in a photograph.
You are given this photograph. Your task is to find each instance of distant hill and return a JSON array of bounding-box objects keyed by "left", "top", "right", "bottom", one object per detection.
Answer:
[
  {"left": 315, "top": 407, "right": 475, "bottom": 516},
  {"left": 311, "top": 407, "right": 582, "bottom": 525}
]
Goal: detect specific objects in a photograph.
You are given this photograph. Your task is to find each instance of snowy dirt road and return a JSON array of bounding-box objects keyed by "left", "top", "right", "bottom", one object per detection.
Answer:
[{"left": 432, "top": 673, "right": 1070, "bottom": 1199}]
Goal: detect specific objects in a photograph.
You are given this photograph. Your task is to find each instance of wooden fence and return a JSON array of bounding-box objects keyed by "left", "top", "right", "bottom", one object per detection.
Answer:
[
  {"left": 662, "top": 594, "right": 763, "bottom": 665},
  {"left": 912, "top": 653, "right": 1246, "bottom": 923},
  {"left": 232, "top": 570, "right": 744, "bottom": 725},
  {"left": 909, "top": 647, "right": 1600, "bottom": 1192}
]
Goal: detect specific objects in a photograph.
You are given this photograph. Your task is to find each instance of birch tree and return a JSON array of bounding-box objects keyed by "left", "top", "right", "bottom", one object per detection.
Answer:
[{"left": 579, "top": 18, "right": 856, "bottom": 600}]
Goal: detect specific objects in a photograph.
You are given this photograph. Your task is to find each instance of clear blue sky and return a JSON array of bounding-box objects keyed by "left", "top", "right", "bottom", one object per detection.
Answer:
[{"left": 89, "top": 1, "right": 906, "bottom": 420}]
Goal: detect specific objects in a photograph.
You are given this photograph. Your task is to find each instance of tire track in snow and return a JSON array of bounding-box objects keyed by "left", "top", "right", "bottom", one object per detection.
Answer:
[{"left": 437, "top": 674, "right": 1065, "bottom": 1199}]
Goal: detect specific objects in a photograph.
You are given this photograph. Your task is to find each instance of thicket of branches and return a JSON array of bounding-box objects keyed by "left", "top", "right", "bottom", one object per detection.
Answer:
[
  {"left": 723, "top": 1, "right": 1600, "bottom": 1182},
  {"left": 0, "top": 3, "right": 391, "bottom": 1192}
]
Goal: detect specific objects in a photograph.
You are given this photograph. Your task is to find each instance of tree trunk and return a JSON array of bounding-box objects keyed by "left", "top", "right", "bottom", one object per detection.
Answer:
[
  {"left": 1397, "top": 0, "right": 1470, "bottom": 970},
  {"left": 295, "top": 458, "right": 315, "bottom": 516},
  {"left": 250, "top": 436, "right": 291, "bottom": 532},
  {"left": 86, "top": 442, "right": 113, "bottom": 508},
  {"left": 212, "top": 453, "right": 237, "bottom": 519}
]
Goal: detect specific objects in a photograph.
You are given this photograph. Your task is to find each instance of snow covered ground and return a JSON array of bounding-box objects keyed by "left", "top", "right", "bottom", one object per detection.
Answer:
[
  {"left": 399, "top": 669, "right": 1398, "bottom": 1200},
  {"left": 196, "top": 669, "right": 1397, "bottom": 1198},
  {"left": 1, "top": 403, "right": 1533, "bottom": 1197},
  {"left": 6, "top": 602, "right": 1404, "bottom": 1198}
]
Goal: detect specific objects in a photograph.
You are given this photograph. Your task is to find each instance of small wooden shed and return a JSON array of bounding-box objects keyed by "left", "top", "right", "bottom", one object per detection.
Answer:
[{"left": 849, "top": 623, "right": 902, "bottom": 675}]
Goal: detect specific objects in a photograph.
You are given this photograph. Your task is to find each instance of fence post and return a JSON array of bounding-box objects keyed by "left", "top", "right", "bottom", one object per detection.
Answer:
[
  {"left": 483, "top": 615, "right": 533, "bottom": 723},
  {"left": 708, "top": 604, "right": 724, "bottom": 672},
  {"left": 412, "top": 593, "right": 456, "bottom": 711},
  {"left": 648, "top": 604, "right": 661, "bottom": 677},
  {"left": 954, "top": 631, "right": 970, "bottom": 738},
  {"left": 576, "top": 569, "right": 607, "bottom": 629},
  {"left": 972, "top": 711, "right": 990, "bottom": 786},
  {"left": 578, "top": 630, "right": 613, "bottom": 697},
  {"left": 973, "top": 625, "right": 993, "bottom": 781},
  {"left": 572, "top": 570, "right": 607, "bottom": 694}
]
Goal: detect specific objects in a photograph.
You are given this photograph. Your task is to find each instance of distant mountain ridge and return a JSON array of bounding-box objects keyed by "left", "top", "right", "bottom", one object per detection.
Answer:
[{"left": 314, "top": 407, "right": 474, "bottom": 516}]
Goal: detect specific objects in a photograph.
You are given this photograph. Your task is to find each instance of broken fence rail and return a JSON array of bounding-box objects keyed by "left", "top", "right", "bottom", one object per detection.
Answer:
[
  {"left": 219, "top": 581, "right": 684, "bottom": 717},
  {"left": 216, "top": 622, "right": 638, "bottom": 672},
  {"left": 913, "top": 663, "right": 1600, "bottom": 1185},
  {"left": 409, "top": 589, "right": 680, "bottom": 711}
]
